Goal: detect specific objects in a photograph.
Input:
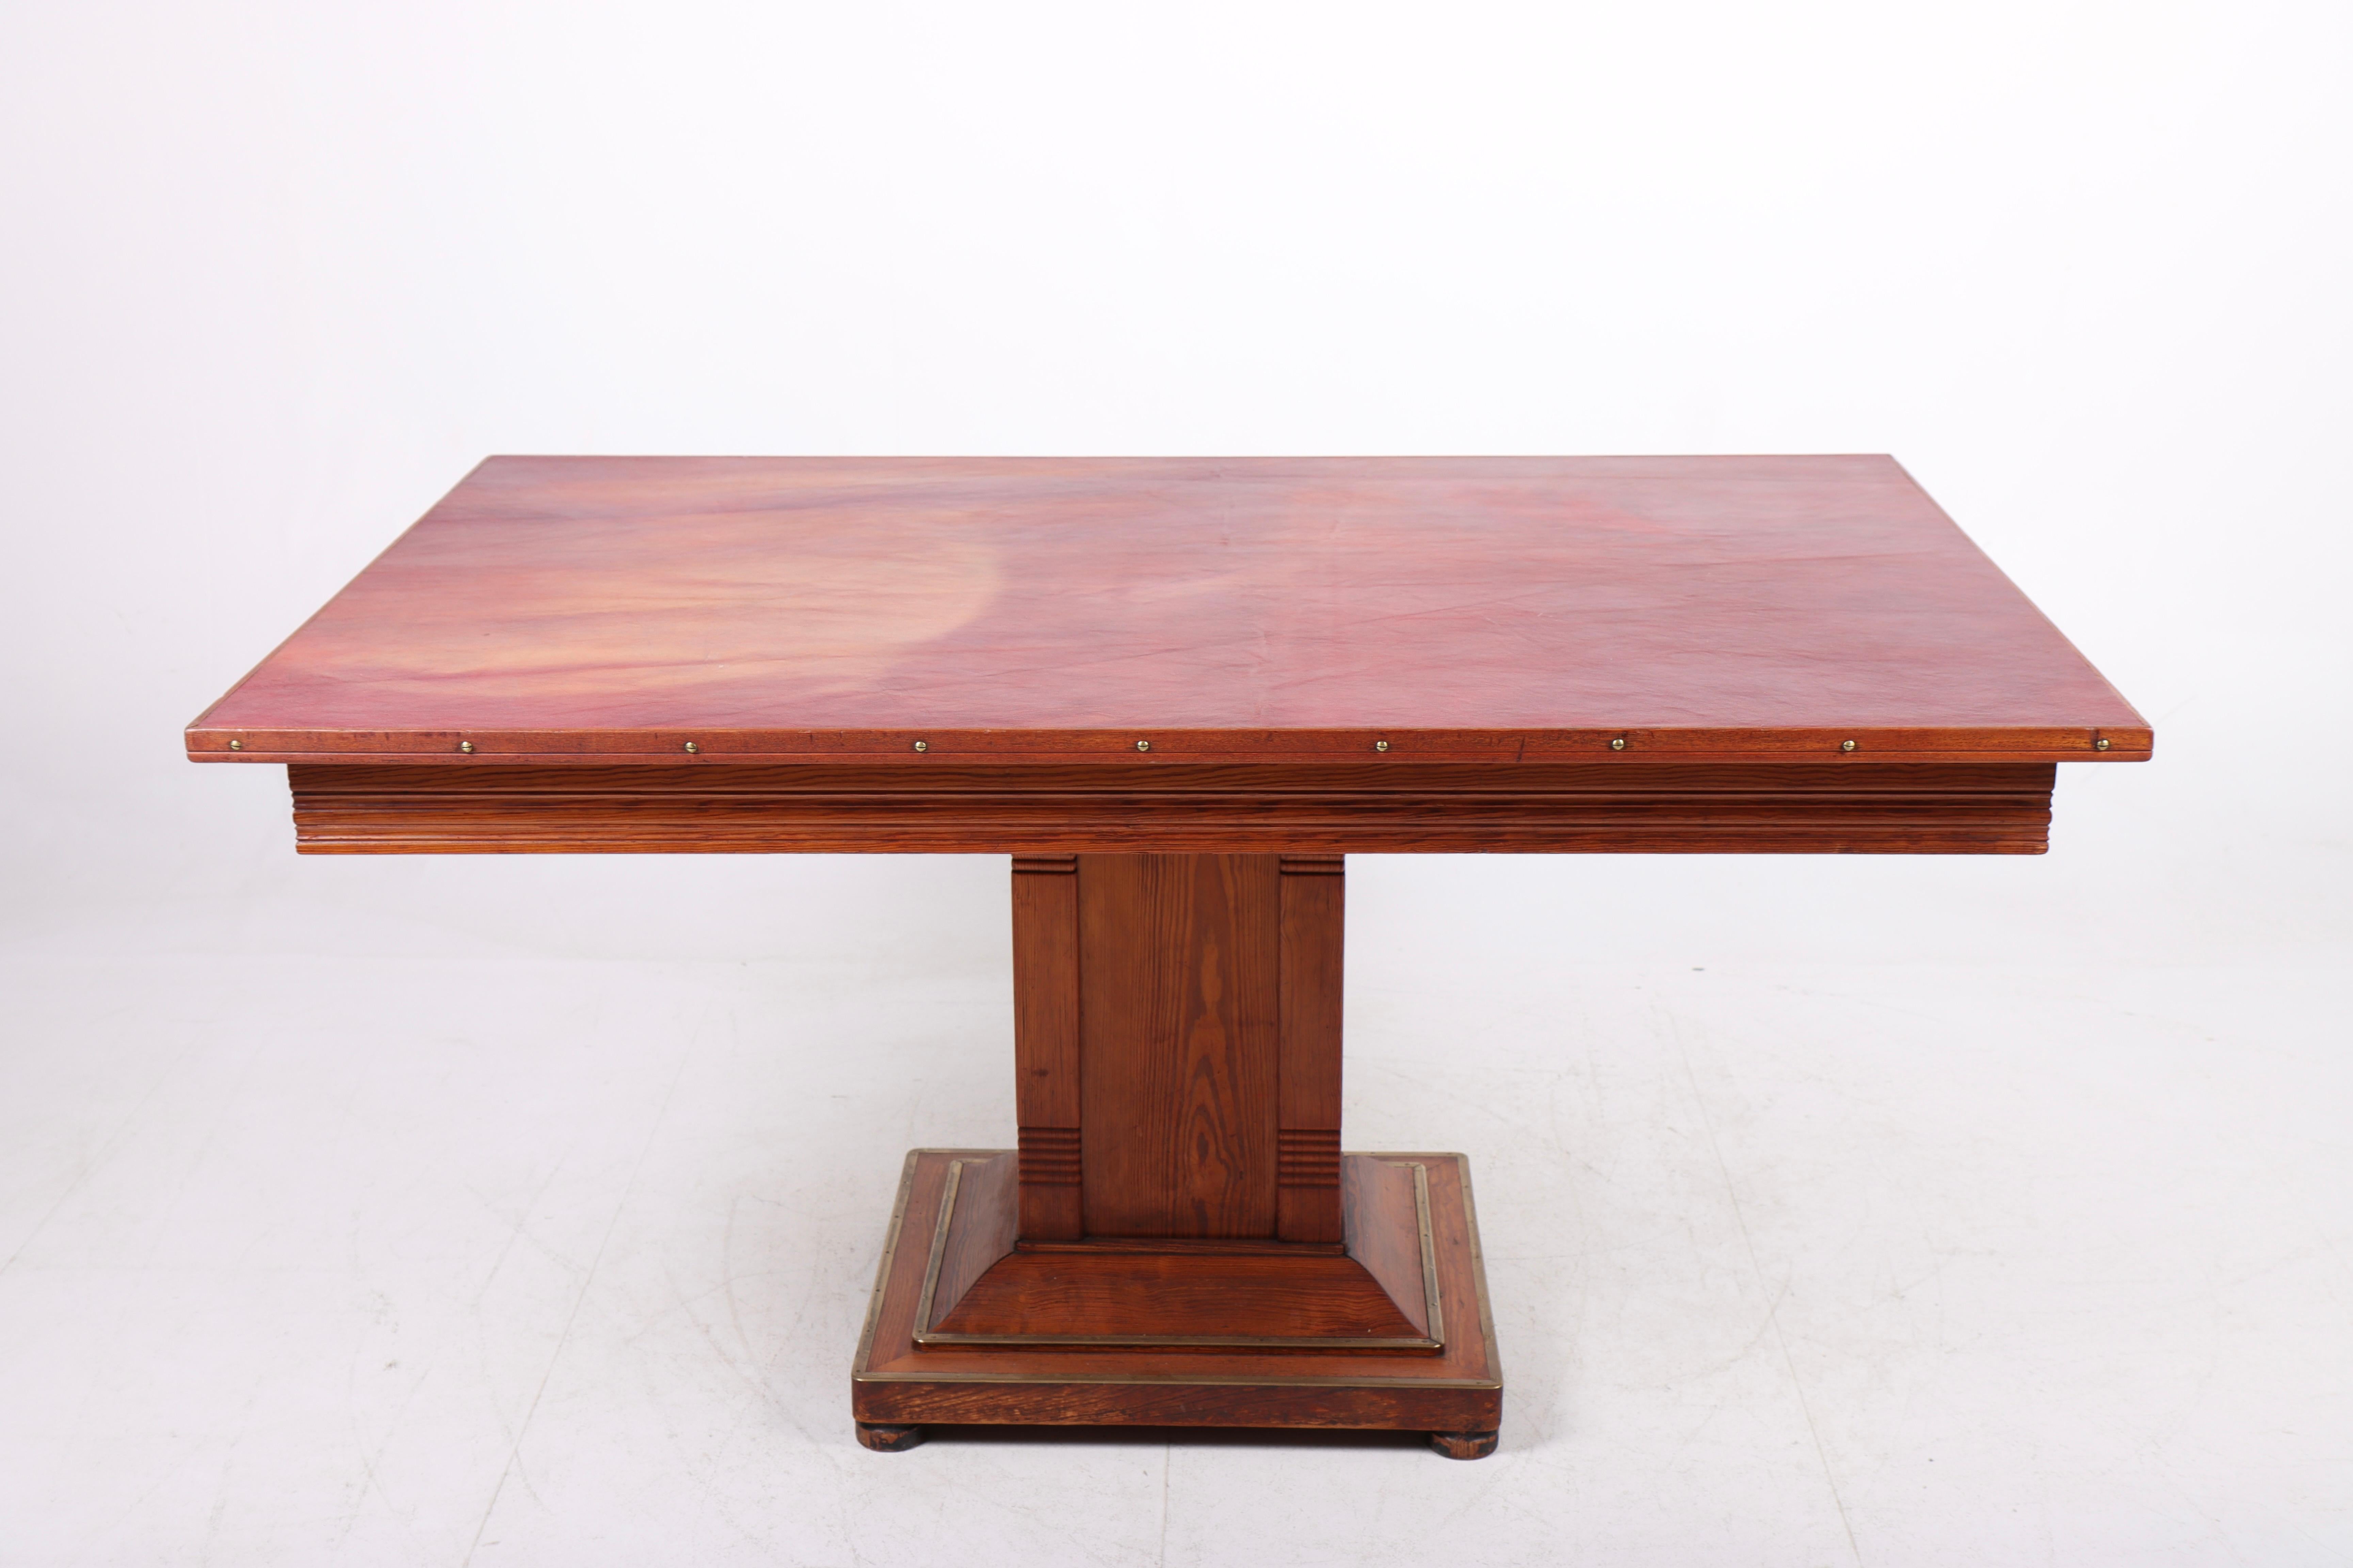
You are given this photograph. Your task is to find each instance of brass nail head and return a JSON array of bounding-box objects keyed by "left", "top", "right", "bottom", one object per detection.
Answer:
[
  {"left": 2093, "top": 737, "right": 2111, "bottom": 751},
  {"left": 1840, "top": 739, "right": 1857, "bottom": 753},
  {"left": 1610, "top": 737, "right": 1626, "bottom": 751},
  {"left": 683, "top": 741, "right": 698, "bottom": 754},
  {"left": 1374, "top": 739, "right": 1389, "bottom": 752},
  {"left": 458, "top": 741, "right": 473, "bottom": 753},
  {"left": 1135, "top": 740, "right": 1151, "bottom": 752},
  {"left": 912, "top": 740, "right": 928, "bottom": 752},
  {"left": 227, "top": 739, "right": 242, "bottom": 750}
]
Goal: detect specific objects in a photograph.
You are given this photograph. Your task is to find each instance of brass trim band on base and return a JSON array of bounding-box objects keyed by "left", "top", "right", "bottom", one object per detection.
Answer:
[{"left": 1412, "top": 1160, "right": 1444, "bottom": 1347}]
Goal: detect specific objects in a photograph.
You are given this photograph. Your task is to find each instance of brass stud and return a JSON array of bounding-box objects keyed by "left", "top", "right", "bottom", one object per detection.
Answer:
[
  {"left": 1840, "top": 739, "right": 1857, "bottom": 753},
  {"left": 683, "top": 741, "right": 698, "bottom": 754},
  {"left": 227, "top": 739, "right": 242, "bottom": 751},
  {"left": 912, "top": 740, "right": 928, "bottom": 753},
  {"left": 1374, "top": 739, "right": 1390, "bottom": 752},
  {"left": 1610, "top": 737, "right": 1627, "bottom": 751},
  {"left": 1135, "top": 740, "right": 1151, "bottom": 752},
  {"left": 458, "top": 741, "right": 474, "bottom": 754},
  {"left": 2093, "top": 737, "right": 2111, "bottom": 751}
]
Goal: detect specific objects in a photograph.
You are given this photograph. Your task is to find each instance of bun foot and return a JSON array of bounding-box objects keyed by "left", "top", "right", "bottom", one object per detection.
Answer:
[
  {"left": 1429, "top": 1428, "right": 1498, "bottom": 1460},
  {"left": 856, "top": 1421, "right": 927, "bottom": 1452}
]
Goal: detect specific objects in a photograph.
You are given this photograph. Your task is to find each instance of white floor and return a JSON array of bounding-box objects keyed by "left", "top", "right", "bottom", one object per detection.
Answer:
[{"left": 2, "top": 861, "right": 2346, "bottom": 1565}]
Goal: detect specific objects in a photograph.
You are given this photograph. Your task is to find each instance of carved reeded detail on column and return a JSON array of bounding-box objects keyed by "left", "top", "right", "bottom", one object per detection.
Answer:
[
  {"left": 1019, "top": 1126, "right": 1082, "bottom": 1186},
  {"left": 1278, "top": 855, "right": 1344, "bottom": 876},
  {"left": 1277, "top": 1128, "right": 1342, "bottom": 1187}
]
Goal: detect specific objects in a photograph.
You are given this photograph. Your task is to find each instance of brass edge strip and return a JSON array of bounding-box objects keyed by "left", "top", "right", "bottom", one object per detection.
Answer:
[
  {"left": 854, "top": 1371, "right": 1503, "bottom": 1389},
  {"left": 917, "top": 1333, "right": 1439, "bottom": 1350},
  {"left": 1409, "top": 1161, "right": 1444, "bottom": 1345},
  {"left": 1455, "top": 1151, "right": 1503, "bottom": 1390},
  {"left": 852, "top": 1148, "right": 1002, "bottom": 1376},
  {"left": 849, "top": 1150, "right": 921, "bottom": 1378},
  {"left": 911, "top": 1158, "right": 966, "bottom": 1337}
]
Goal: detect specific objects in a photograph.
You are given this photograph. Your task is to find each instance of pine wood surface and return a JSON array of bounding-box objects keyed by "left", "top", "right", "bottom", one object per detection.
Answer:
[
  {"left": 1016, "top": 854, "right": 1344, "bottom": 1248},
  {"left": 190, "top": 456, "right": 2150, "bottom": 765},
  {"left": 917, "top": 1154, "right": 1434, "bottom": 1347},
  {"left": 851, "top": 1150, "right": 1502, "bottom": 1433},
  {"left": 1342, "top": 1156, "right": 1437, "bottom": 1340},
  {"left": 1011, "top": 858, "right": 1084, "bottom": 1240},
  {"left": 922, "top": 1153, "right": 1019, "bottom": 1334},
  {"left": 1277, "top": 857, "right": 1347, "bottom": 1243},
  {"left": 284, "top": 761, "right": 2061, "bottom": 854},
  {"left": 926, "top": 1253, "right": 1428, "bottom": 1343},
  {"left": 1078, "top": 854, "right": 1280, "bottom": 1239}
]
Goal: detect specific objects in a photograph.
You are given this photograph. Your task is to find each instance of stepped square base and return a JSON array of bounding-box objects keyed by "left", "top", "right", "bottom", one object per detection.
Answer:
[{"left": 851, "top": 1149, "right": 1502, "bottom": 1442}]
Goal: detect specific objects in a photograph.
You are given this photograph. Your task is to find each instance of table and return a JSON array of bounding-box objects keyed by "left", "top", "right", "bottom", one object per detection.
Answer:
[{"left": 186, "top": 455, "right": 2149, "bottom": 1459}]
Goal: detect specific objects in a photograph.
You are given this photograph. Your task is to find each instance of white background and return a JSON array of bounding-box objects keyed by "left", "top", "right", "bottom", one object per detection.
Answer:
[{"left": 1, "top": 4, "right": 2346, "bottom": 1564}]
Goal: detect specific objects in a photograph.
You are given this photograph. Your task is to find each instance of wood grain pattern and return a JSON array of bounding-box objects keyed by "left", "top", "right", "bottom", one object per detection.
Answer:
[
  {"left": 1276, "top": 856, "right": 1345, "bottom": 1243},
  {"left": 1078, "top": 856, "right": 1279, "bottom": 1239},
  {"left": 928, "top": 1253, "right": 1428, "bottom": 1344},
  {"left": 1011, "top": 856, "right": 1083, "bottom": 1240},
  {"left": 853, "top": 1149, "right": 1501, "bottom": 1435},
  {"left": 855, "top": 1378, "right": 1495, "bottom": 1434},
  {"left": 1343, "top": 1157, "right": 1435, "bottom": 1340},
  {"left": 190, "top": 457, "right": 2152, "bottom": 766},
  {"left": 919, "top": 1151, "right": 1434, "bottom": 1346},
  {"left": 1014, "top": 851, "right": 1347, "bottom": 1252},
  {"left": 284, "top": 761, "right": 2062, "bottom": 855},
  {"left": 923, "top": 1154, "right": 1018, "bottom": 1330}
]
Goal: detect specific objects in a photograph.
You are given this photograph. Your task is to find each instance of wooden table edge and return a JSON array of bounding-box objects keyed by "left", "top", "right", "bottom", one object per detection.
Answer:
[{"left": 186, "top": 725, "right": 2155, "bottom": 766}]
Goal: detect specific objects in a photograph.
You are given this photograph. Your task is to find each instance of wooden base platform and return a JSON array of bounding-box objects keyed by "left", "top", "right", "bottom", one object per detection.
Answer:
[{"left": 851, "top": 1150, "right": 1502, "bottom": 1453}]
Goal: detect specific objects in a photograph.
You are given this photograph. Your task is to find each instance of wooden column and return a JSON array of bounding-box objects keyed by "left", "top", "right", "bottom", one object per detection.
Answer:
[
  {"left": 1276, "top": 855, "right": 1344, "bottom": 1243},
  {"left": 1010, "top": 852, "right": 1345, "bottom": 1245},
  {"left": 1011, "top": 855, "right": 1083, "bottom": 1240}
]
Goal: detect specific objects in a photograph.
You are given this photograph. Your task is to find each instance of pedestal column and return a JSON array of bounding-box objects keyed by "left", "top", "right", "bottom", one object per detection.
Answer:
[{"left": 1013, "top": 853, "right": 1342, "bottom": 1245}]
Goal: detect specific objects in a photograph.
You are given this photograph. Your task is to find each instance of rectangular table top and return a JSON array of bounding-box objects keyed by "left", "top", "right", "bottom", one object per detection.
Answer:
[{"left": 189, "top": 456, "right": 2148, "bottom": 766}]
